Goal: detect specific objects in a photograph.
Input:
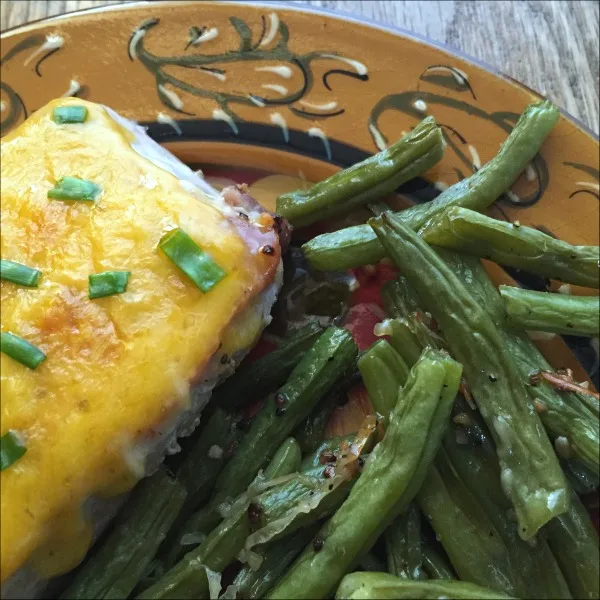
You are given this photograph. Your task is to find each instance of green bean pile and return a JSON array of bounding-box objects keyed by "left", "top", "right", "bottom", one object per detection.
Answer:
[{"left": 60, "top": 100, "right": 600, "bottom": 600}]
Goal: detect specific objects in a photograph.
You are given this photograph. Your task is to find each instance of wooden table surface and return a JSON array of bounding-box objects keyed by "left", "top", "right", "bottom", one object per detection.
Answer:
[{"left": 1, "top": 0, "right": 598, "bottom": 133}]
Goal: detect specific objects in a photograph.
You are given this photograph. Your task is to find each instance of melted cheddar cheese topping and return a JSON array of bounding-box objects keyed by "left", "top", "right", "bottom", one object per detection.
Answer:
[{"left": 0, "top": 99, "right": 280, "bottom": 582}]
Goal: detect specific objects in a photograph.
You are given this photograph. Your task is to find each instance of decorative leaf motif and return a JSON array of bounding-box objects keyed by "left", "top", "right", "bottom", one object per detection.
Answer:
[
  {"left": 127, "top": 13, "right": 368, "bottom": 135},
  {"left": 229, "top": 17, "right": 253, "bottom": 52}
]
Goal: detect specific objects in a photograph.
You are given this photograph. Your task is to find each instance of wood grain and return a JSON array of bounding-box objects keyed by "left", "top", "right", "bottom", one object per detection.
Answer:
[{"left": 1, "top": 0, "right": 598, "bottom": 132}]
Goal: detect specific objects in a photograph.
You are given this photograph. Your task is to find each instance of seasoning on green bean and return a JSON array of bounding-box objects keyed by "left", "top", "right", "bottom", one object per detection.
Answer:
[
  {"left": 420, "top": 206, "right": 600, "bottom": 288},
  {"left": 370, "top": 212, "right": 568, "bottom": 539},
  {"left": 335, "top": 572, "right": 515, "bottom": 600},
  {"left": 276, "top": 117, "right": 444, "bottom": 227},
  {"left": 268, "top": 349, "right": 462, "bottom": 599},
  {"left": 300, "top": 433, "right": 363, "bottom": 470},
  {"left": 138, "top": 448, "right": 364, "bottom": 599},
  {"left": 214, "top": 322, "right": 324, "bottom": 408},
  {"left": 166, "top": 327, "right": 357, "bottom": 562},
  {"left": 139, "top": 447, "right": 301, "bottom": 600},
  {"left": 499, "top": 285, "right": 600, "bottom": 337},
  {"left": 213, "top": 326, "right": 357, "bottom": 504},
  {"left": 381, "top": 281, "right": 446, "bottom": 353},
  {"left": 382, "top": 273, "right": 572, "bottom": 598},
  {"left": 303, "top": 100, "right": 559, "bottom": 271},
  {"left": 443, "top": 251, "right": 599, "bottom": 476},
  {"left": 442, "top": 397, "right": 572, "bottom": 599}
]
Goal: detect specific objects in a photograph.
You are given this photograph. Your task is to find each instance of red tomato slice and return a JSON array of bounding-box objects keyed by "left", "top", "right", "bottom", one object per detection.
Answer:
[
  {"left": 350, "top": 263, "right": 398, "bottom": 309},
  {"left": 344, "top": 303, "right": 386, "bottom": 351}
]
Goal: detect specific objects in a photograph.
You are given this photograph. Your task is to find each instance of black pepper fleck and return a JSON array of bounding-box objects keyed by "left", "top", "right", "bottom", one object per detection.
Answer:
[
  {"left": 261, "top": 245, "right": 275, "bottom": 255},
  {"left": 247, "top": 503, "right": 263, "bottom": 524},
  {"left": 237, "top": 419, "right": 250, "bottom": 431},
  {"left": 313, "top": 537, "right": 324, "bottom": 552},
  {"left": 220, "top": 354, "right": 229, "bottom": 364},
  {"left": 276, "top": 407, "right": 287, "bottom": 417},
  {"left": 488, "top": 374, "right": 497, "bottom": 383}
]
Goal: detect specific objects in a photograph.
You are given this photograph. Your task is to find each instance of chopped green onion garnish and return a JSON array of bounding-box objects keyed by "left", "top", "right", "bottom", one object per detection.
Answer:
[
  {"left": 0, "top": 431, "right": 27, "bottom": 471},
  {"left": 0, "top": 259, "right": 41, "bottom": 287},
  {"left": 48, "top": 177, "right": 101, "bottom": 202},
  {"left": 159, "top": 228, "right": 226, "bottom": 293},
  {"left": 89, "top": 271, "right": 131, "bottom": 299},
  {"left": 52, "top": 105, "right": 88, "bottom": 124},
  {"left": 1, "top": 332, "right": 46, "bottom": 369}
]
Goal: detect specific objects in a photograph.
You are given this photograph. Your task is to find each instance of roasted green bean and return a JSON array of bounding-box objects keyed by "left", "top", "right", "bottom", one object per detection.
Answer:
[
  {"left": 231, "top": 525, "right": 319, "bottom": 599},
  {"left": 175, "top": 408, "right": 244, "bottom": 514},
  {"left": 268, "top": 349, "right": 462, "bottom": 599},
  {"left": 418, "top": 453, "right": 525, "bottom": 596},
  {"left": 213, "top": 326, "right": 357, "bottom": 501},
  {"left": 214, "top": 322, "right": 324, "bottom": 408},
  {"left": 382, "top": 273, "right": 572, "bottom": 597},
  {"left": 420, "top": 206, "right": 600, "bottom": 288},
  {"left": 277, "top": 117, "right": 444, "bottom": 227},
  {"left": 264, "top": 438, "right": 302, "bottom": 479},
  {"left": 544, "top": 490, "right": 600, "bottom": 600},
  {"left": 499, "top": 285, "right": 600, "bottom": 337},
  {"left": 385, "top": 502, "right": 426, "bottom": 580},
  {"left": 442, "top": 251, "right": 599, "bottom": 476},
  {"left": 62, "top": 469, "right": 187, "bottom": 600},
  {"left": 294, "top": 369, "right": 362, "bottom": 455},
  {"left": 303, "top": 100, "right": 559, "bottom": 271},
  {"left": 442, "top": 397, "right": 572, "bottom": 599},
  {"left": 358, "top": 339, "right": 409, "bottom": 422},
  {"left": 138, "top": 457, "right": 362, "bottom": 598},
  {"left": 370, "top": 212, "right": 568, "bottom": 539},
  {"left": 335, "top": 572, "right": 514, "bottom": 599},
  {"left": 165, "top": 327, "right": 357, "bottom": 563}
]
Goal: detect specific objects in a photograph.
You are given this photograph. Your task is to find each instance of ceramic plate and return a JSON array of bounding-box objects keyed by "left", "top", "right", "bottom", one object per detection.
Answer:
[{"left": 1, "top": 1, "right": 598, "bottom": 385}]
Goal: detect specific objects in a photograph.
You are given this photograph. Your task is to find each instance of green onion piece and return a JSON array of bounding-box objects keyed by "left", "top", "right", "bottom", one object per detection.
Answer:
[
  {"left": 0, "top": 259, "right": 41, "bottom": 287},
  {"left": 48, "top": 177, "right": 101, "bottom": 202},
  {"left": 159, "top": 228, "right": 226, "bottom": 293},
  {"left": 89, "top": 271, "right": 131, "bottom": 299},
  {"left": 52, "top": 105, "right": 88, "bottom": 124},
  {"left": 1, "top": 332, "right": 46, "bottom": 369},
  {"left": 0, "top": 431, "right": 27, "bottom": 471}
]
